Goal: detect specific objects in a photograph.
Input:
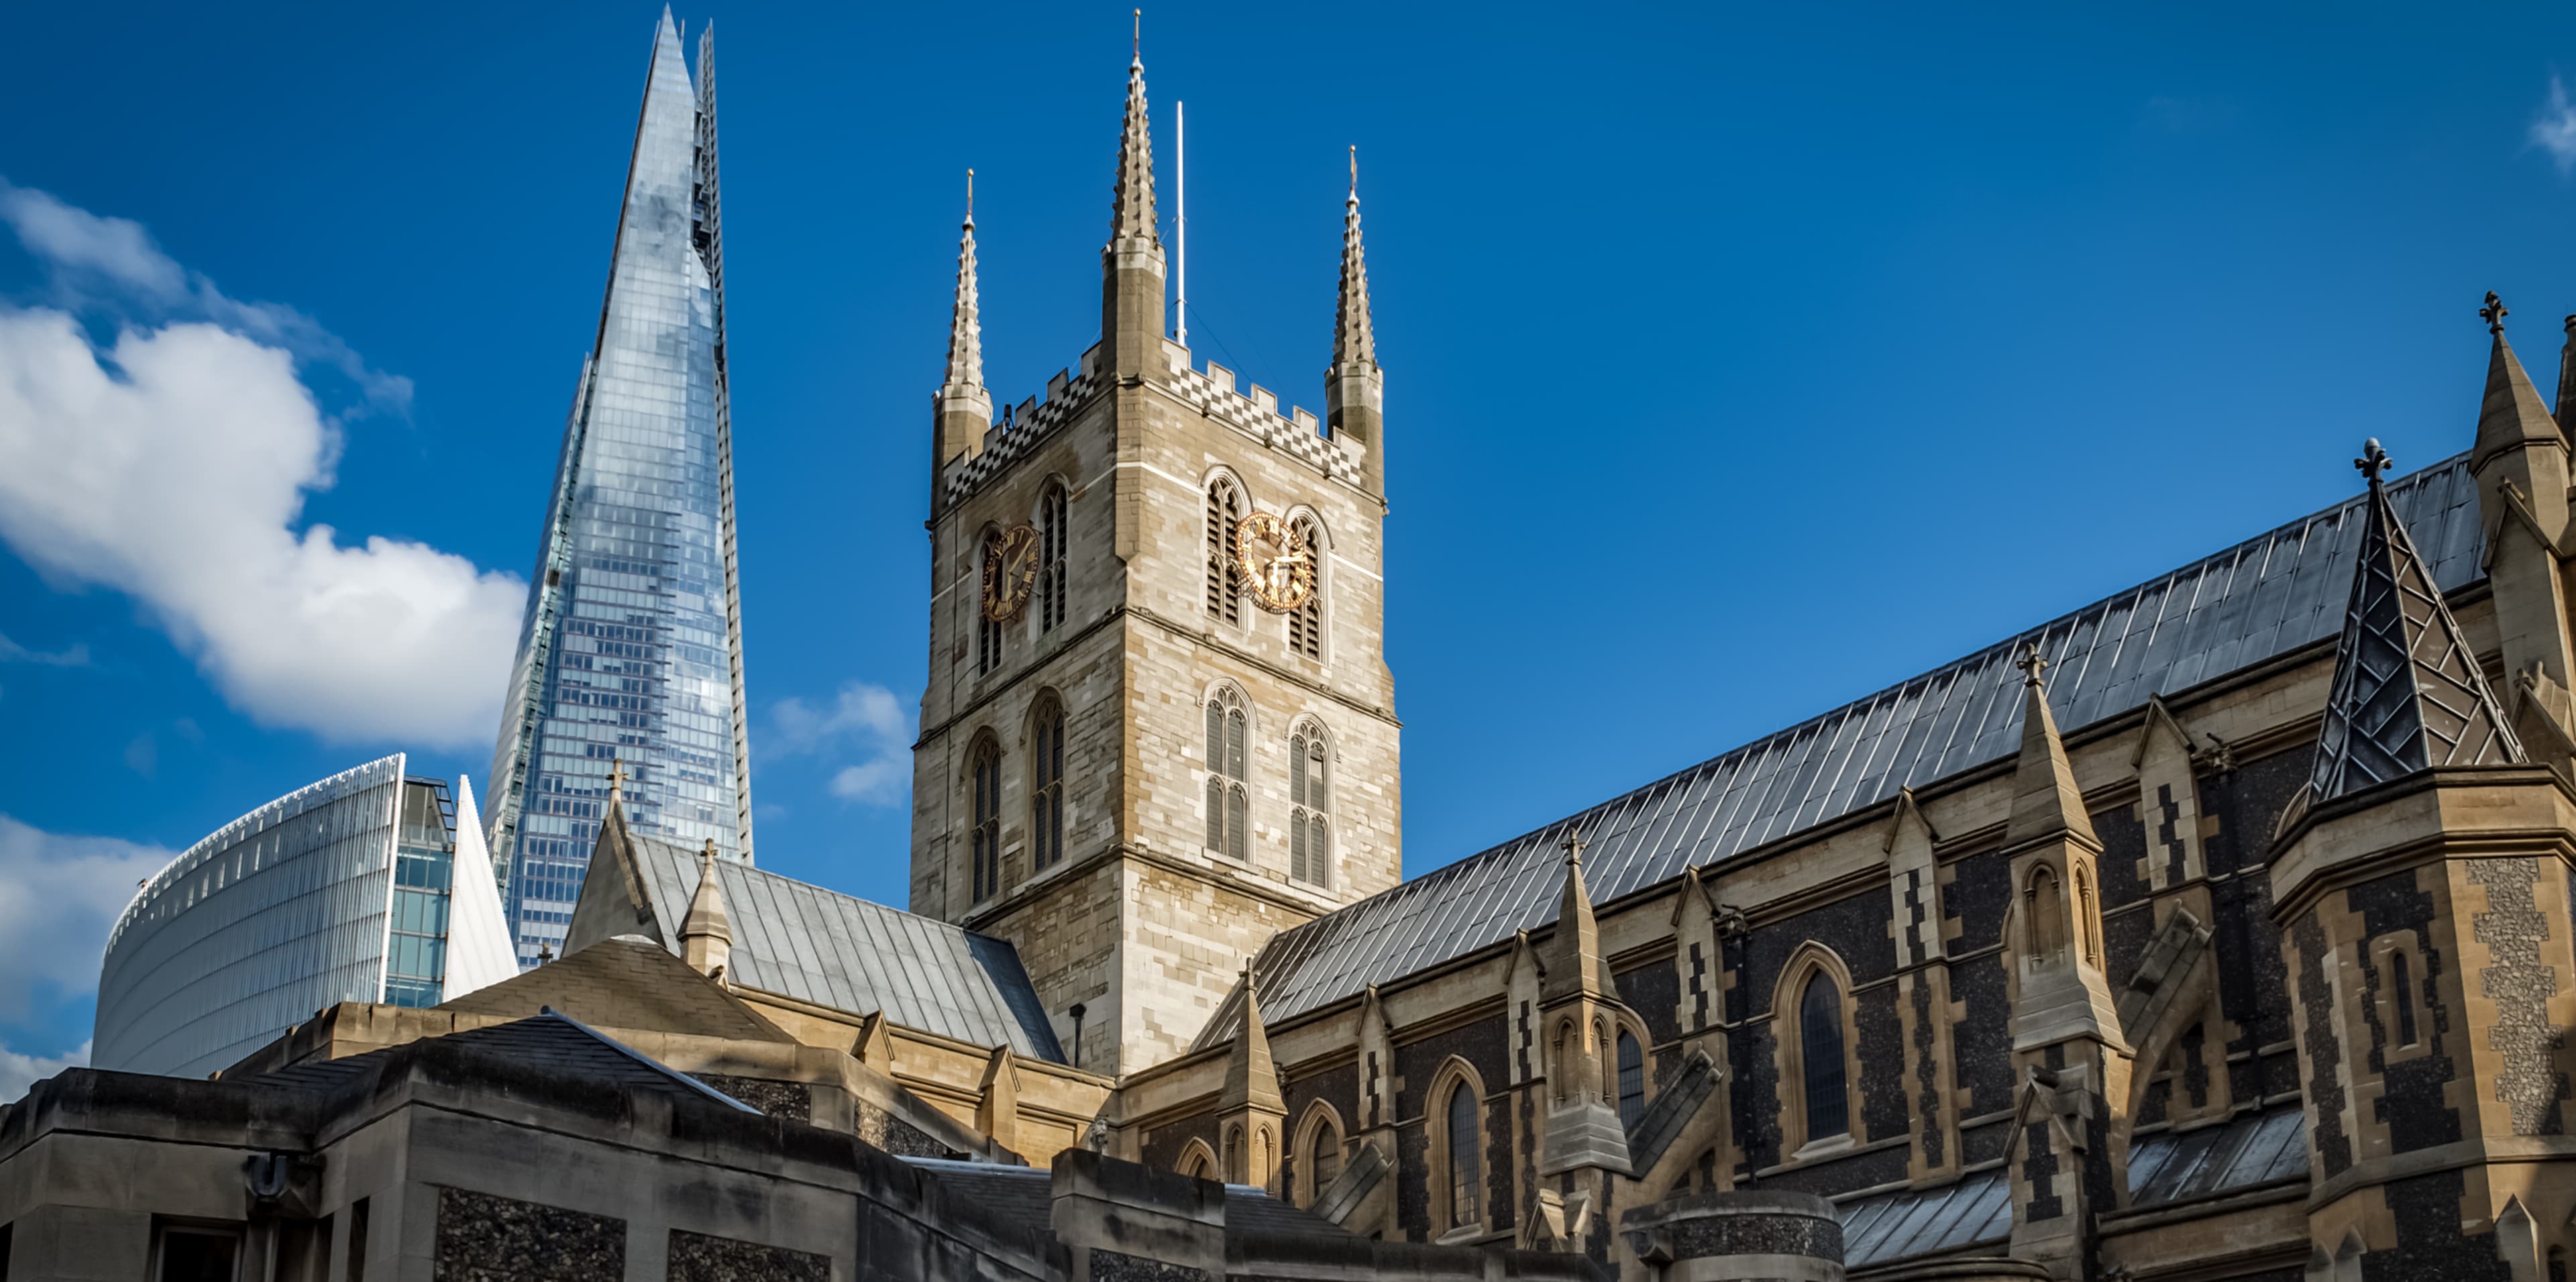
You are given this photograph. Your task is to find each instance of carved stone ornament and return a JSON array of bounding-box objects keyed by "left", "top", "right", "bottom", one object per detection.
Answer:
[
  {"left": 1234, "top": 511, "right": 1316, "bottom": 612},
  {"left": 981, "top": 524, "right": 1042, "bottom": 622}
]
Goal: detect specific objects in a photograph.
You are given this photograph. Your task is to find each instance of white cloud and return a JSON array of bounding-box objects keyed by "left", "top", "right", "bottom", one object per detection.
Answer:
[
  {"left": 0, "top": 180, "right": 412, "bottom": 411},
  {"left": 0, "top": 187, "right": 527, "bottom": 749},
  {"left": 0, "top": 631, "right": 89, "bottom": 666},
  {"left": 770, "top": 682, "right": 914, "bottom": 809},
  {"left": 0, "top": 1038, "right": 89, "bottom": 1104},
  {"left": 2533, "top": 76, "right": 2576, "bottom": 176},
  {"left": 0, "top": 814, "right": 171, "bottom": 1026}
]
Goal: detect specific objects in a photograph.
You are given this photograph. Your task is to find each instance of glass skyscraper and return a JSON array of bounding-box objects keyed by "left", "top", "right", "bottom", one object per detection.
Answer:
[
  {"left": 93, "top": 755, "right": 518, "bottom": 1079},
  {"left": 484, "top": 11, "right": 753, "bottom": 967}
]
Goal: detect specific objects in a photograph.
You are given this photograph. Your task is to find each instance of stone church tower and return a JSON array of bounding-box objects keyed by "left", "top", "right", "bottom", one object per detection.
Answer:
[{"left": 911, "top": 48, "right": 1399, "bottom": 1074}]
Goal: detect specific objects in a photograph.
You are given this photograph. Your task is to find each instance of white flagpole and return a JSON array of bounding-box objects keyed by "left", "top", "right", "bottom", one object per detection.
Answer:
[{"left": 1175, "top": 99, "right": 1188, "bottom": 348}]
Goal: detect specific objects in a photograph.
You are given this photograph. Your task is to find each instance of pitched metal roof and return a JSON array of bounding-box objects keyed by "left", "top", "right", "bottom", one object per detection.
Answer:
[
  {"left": 1210, "top": 454, "right": 2485, "bottom": 1038},
  {"left": 900, "top": 1158, "right": 1349, "bottom": 1241},
  {"left": 2125, "top": 1105, "right": 2308, "bottom": 1208},
  {"left": 1840, "top": 1169, "right": 2012, "bottom": 1268},
  {"left": 627, "top": 836, "right": 1065, "bottom": 1061}
]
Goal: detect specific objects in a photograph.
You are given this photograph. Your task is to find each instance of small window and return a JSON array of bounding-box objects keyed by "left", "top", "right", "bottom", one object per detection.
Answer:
[
  {"left": 1617, "top": 1030, "right": 1646, "bottom": 1130},
  {"left": 2025, "top": 867, "right": 2065, "bottom": 961},
  {"left": 970, "top": 738, "right": 1003, "bottom": 902},
  {"left": 2390, "top": 949, "right": 2418, "bottom": 1047},
  {"left": 1204, "top": 688, "right": 1250, "bottom": 860},
  {"left": 1226, "top": 1124, "right": 1248, "bottom": 1184},
  {"left": 1799, "top": 970, "right": 1849, "bottom": 1142},
  {"left": 1445, "top": 1081, "right": 1481, "bottom": 1229},
  {"left": 1181, "top": 1148, "right": 1212, "bottom": 1181},
  {"left": 1308, "top": 1122, "right": 1343, "bottom": 1205},
  {"left": 1205, "top": 479, "right": 1244, "bottom": 623},
  {"left": 1038, "top": 484, "right": 1069, "bottom": 633},
  {"left": 1030, "top": 699, "right": 1066, "bottom": 873},
  {"left": 1289, "top": 723, "right": 1331, "bottom": 886},
  {"left": 157, "top": 1226, "right": 241, "bottom": 1282}
]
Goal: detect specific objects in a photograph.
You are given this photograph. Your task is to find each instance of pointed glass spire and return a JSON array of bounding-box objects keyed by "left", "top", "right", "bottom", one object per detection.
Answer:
[
  {"left": 945, "top": 174, "right": 985, "bottom": 394},
  {"left": 1334, "top": 147, "right": 1376, "bottom": 370},
  {"left": 484, "top": 12, "right": 753, "bottom": 967},
  {"left": 2310, "top": 440, "right": 2523, "bottom": 802},
  {"left": 1109, "top": 48, "right": 1159, "bottom": 250}
]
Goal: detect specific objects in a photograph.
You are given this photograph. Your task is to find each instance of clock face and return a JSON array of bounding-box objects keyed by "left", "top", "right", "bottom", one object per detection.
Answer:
[
  {"left": 982, "top": 524, "right": 1042, "bottom": 622},
  {"left": 1234, "top": 511, "right": 1316, "bottom": 612}
]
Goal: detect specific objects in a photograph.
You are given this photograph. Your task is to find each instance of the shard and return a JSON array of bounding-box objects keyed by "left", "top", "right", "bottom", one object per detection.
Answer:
[{"left": 484, "top": 9, "right": 752, "bottom": 966}]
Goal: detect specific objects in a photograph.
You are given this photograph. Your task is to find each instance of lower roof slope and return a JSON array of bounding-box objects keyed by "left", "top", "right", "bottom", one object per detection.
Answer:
[
  {"left": 621, "top": 834, "right": 1066, "bottom": 1061},
  {"left": 1210, "top": 453, "right": 2483, "bottom": 1038}
]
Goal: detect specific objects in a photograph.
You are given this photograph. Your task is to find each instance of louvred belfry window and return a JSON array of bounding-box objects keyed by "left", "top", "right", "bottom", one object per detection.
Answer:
[
  {"left": 1205, "top": 688, "right": 1250, "bottom": 860},
  {"left": 1038, "top": 484, "right": 1069, "bottom": 633},
  {"left": 1206, "top": 480, "right": 1243, "bottom": 623},
  {"left": 970, "top": 737, "right": 1002, "bottom": 902},
  {"left": 977, "top": 530, "right": 1005, "bottom": 674},
  {"left": 1031, "top": 698, "right": 1065, "bottom": 873},
  {"left": 1289, "top": 724, "right": 1330, "bottom": 886},
  {"left": 1287, "top": 515, "right": 1324, "bottom": 659}
]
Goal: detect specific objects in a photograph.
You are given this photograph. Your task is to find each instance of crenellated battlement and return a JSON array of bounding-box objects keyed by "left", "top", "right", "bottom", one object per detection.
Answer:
[{"left": 938, "top": 340, "right": 1364, "bottom": 509}]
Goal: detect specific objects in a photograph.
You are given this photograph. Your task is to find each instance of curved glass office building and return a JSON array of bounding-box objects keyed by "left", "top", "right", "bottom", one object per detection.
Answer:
[{"left": 92, "top": 754, "right": 517, "bottom": 1078}]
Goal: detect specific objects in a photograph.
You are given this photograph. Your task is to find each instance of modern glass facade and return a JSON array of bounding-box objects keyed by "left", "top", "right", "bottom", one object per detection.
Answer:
[
  {"left": 484, "top": 13, "right": 753, "bottom": 967},
  {"left": 91, "top": 755, "right": 517, "bottom": 1079}
]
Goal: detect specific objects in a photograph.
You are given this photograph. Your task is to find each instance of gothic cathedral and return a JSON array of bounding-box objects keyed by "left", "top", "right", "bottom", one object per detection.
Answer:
[{"left": 910, "top": 50, "right": 1398, "bottom": 1073}]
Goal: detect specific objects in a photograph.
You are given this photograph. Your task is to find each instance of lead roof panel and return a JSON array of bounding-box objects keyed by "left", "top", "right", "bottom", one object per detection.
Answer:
[
  {"left": 629, "top": 837, "right": 1063, "bottom": 1061},
  {"left": 1204, "top": 454, "right": 2483, "bottom": 1041}
]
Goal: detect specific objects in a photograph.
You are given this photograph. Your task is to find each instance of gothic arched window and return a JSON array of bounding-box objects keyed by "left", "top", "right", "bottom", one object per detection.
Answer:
[
  {"left": 1287, "top": 513, "right": 1325, "bottom": 660},
  {"left": 1289, "top": 721, "right": 1330, "bottom": 886},
  {"left": 1037, "top": 482, "right": 1069, "bottom": 633},
  {"left": 1307, "top": 1118, "right": 1342, "bottom": 1206},
  {"left": 969, "top": 736, "right": 1002, "bottom": 902},
  {"left": 1205, "top": 478, "right": 1244, "bottom": 624},
  {"left": 2390, "top": 948, "right": 2419, "bottom": 1047},
  {"left": 977, "top": 529, "right": 1006, "bottom": 675},
  {"left": 1030, "top": 696, "right": 1065, "bottom": 873},
  {"left": 1799, "top": 970, "right": 1849, "bottom": 1142},
  {"left": 1617, "top": 1029, "right": 1646, "bottom": 1130},
  {"left": 1204, "top": 687, "right": 1250, "bottom": 860},
  {"left": 1444, "top": 1080, "right": 1481, "bottom": 1229},
  {"left": 1225, "top": 1123, "right": 1247, "bottom": 1184}
]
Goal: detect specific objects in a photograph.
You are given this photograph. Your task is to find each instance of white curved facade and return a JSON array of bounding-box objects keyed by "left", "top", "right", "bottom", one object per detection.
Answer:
[{"left": 93, "top": 754, "right": 517, "bottom": 1078}]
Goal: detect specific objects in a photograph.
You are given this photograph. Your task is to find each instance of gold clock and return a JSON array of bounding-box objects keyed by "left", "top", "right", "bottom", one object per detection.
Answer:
[
  {"left": 982, "top": 524, "right": 1042, "bottom": 622},
  {"left": 1234, "top": 512, "right": 1316, "bottom": 612}
]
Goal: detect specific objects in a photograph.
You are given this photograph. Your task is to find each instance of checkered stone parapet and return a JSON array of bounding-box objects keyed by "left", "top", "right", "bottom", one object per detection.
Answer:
[{"left": 943, "top": 366, "right": 1106, "bottom": 506}]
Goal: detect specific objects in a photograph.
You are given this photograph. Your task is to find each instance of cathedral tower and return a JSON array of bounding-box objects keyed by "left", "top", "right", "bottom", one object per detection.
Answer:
[{"left": 910, "top": 47, "right": 1401, "bottom": 1073}]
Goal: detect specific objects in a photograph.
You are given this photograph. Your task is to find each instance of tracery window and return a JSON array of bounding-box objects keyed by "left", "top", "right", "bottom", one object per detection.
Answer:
[
  {"left": 1287, "top": 513, "right": 1325, "bottom": 659},
  {"left": 1617, "top": 1029, "right": 1646, "bottom": 1130},
  {"left": 1799, "top": 970, "right": 1849, "bottom": 1142},
  {"left": 1289, "top": 721, "right": 1330, "bottom": 886},
  {"left": 1204, "top": 687, "right": 1250, "bottom": 860},
  {"left": 977, "top": 529, "right": 1005, "bottom": 675},
  {"left": 969, "top": 736, "right": 1002, "bottom": 902},
  {"left": 1030, "top": 696, "right": 1065, "bottom": 873},
  {"left": 1038, "top": 482, "right": 1069, "bottom": 633},
  {"left": 1444, "top": 1079, "right": 1481, "bottom": 1229},
  {"left": 1205, "top": 478, "right": 1244, "bottom": 623}
]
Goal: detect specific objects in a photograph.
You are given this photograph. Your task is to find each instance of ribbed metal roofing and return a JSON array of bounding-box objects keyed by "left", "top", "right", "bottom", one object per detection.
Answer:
[
  {"left": 1208, "top": 454, "right": 2484, "bottom": 1040},
  {"left": 629, "top": 836, "right": 1064, "bottom": 1061},
  {"left": 2125, "top": 1105, "right": 2308, "bottom": 1207},
  {"left": 1841, "top": 1169, "right": 2012, "bottom": 1267}
]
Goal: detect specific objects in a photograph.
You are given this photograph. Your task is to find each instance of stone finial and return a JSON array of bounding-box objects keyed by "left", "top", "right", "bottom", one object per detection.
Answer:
[
  {"left": 2483, "top": 290, "right": 2510, "bottom": 334},
  {"left": 680, "top": 837, "right": 733, "bottom": 978},
  {"left": 2006, "top": 643, "right": 2098, "bottom": 846},
  {"left": 2473, "top": 305, "right": 2567, "bottom": 473},
  {"left": 2355, "top": 437, "right": 2391, "bottom": 484}
]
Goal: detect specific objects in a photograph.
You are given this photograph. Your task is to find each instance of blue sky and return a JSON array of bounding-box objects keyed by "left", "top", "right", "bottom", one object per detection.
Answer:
[{"left": 7, "top": 1, "right": 2576, "bottom": 1088}]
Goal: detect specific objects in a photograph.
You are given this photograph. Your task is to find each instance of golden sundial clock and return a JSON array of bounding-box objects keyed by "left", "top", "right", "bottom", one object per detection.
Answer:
[
  {"left": 982, "top": 524, "right": 1042, "bottom": 622},
  {"left": 1234, "top": 512, "right": 1316, "bottom": 612}
]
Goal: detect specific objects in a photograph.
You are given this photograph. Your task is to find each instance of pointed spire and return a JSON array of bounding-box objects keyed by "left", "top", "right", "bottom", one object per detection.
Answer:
[
  {"left": 680, "top": 837, "right": 733, "bottom": 977},
  {"left": 2312, "top": 439, "right": 2525, "bottom": 801},
  {"left": 1541, "top": 832, "right": 1610, "bottom": 1002},
  {"left": 1220, "top": 963, "right": 1283, "bottom": 1112},
  {"left": 1109, "top": 23, "right": 1160, "bottom": 253},
  {"left": 2006, "top": 645, "right": 2101, "bottom": 845},
  {"left": 944, "top": 171, "right": 985, "bottom": 394},
  {"left": 1334, "top": 146, "right": 1377, "bottom": 371},
  {"left": 2474, "top": 292, "right": 2567, "bottom": 473}
]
